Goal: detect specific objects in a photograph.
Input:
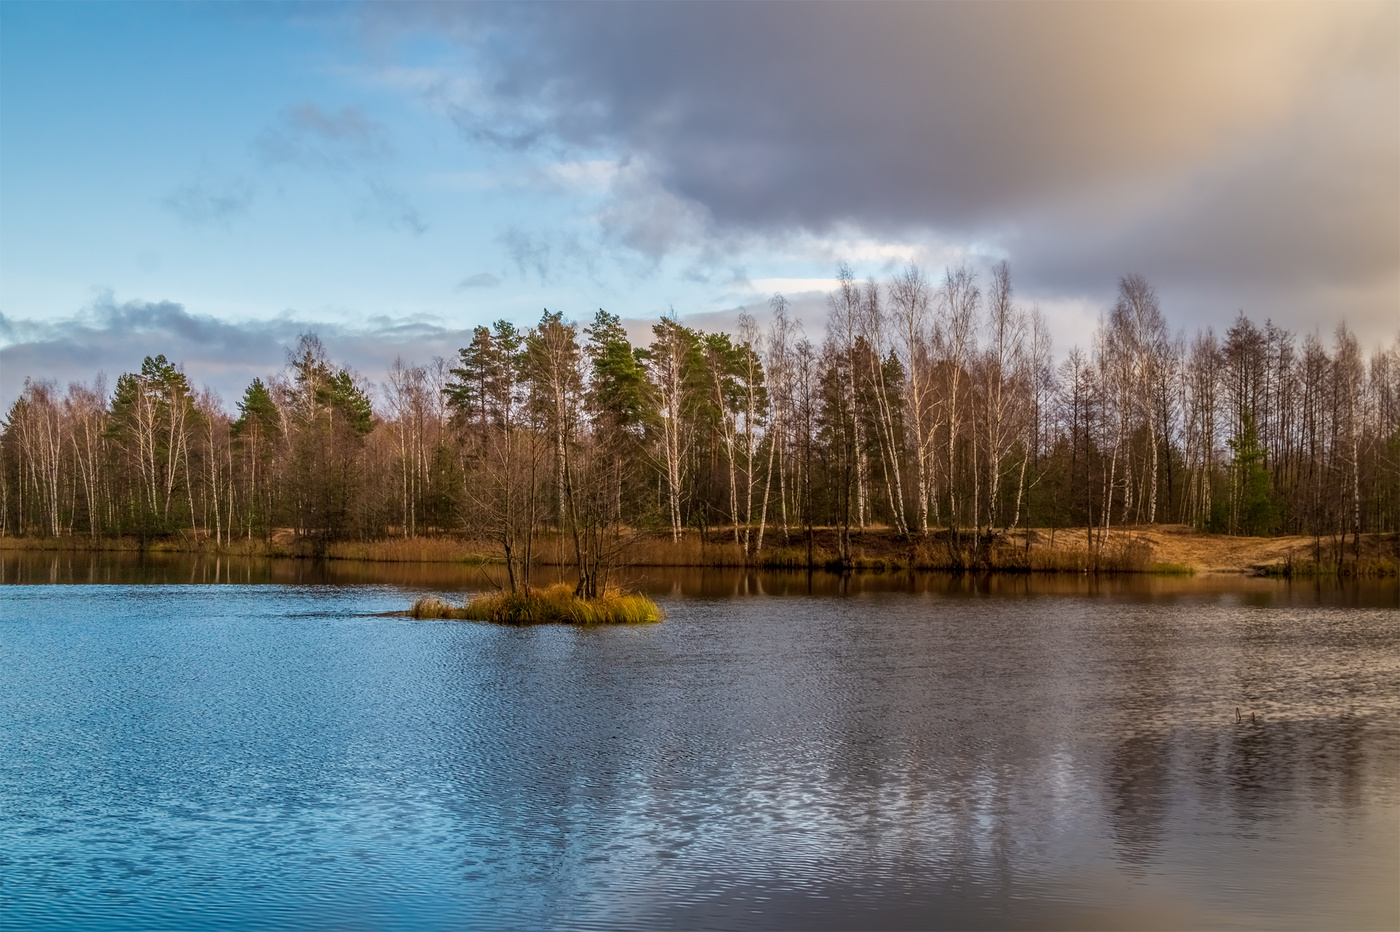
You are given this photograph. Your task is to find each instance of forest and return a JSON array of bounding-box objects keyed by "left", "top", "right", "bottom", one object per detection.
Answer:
[{"left": 3, "top": 264, "right": 1398, "bottom": 580}]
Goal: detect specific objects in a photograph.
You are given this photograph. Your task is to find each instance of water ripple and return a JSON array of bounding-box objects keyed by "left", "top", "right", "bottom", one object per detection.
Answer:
[{"left": 1, "top": 580, "right": 1396, "bottom": 930}]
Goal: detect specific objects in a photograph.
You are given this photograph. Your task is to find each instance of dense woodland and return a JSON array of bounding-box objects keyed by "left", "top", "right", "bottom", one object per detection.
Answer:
[{"left": 4, "top": 264, "right": 1398, "bottom": 580}]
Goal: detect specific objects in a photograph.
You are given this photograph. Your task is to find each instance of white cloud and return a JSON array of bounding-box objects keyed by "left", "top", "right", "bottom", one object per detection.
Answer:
[
  {"left": 743, "top": 278, "right": 841, "bottom": 296},
  {"left": 543, "top": 159, "right": 620, "bottom": 192},
  {"left": 598, "top": 159, "right": 711, "bottom": 260}
]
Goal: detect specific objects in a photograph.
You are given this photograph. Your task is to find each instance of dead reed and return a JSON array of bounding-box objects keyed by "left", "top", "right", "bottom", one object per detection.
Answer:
[
  {"left": 326, "top": 537, "right": 493, "bottom": 564},
  {"left": 408, "top": 596, "right": 460, "bottom": 619},
  {"left": 409, "top": 583, "right": 662, "bottom": 625},
  {"left": 1259, "top": 556, "right": 1399, "bottom": 579}
]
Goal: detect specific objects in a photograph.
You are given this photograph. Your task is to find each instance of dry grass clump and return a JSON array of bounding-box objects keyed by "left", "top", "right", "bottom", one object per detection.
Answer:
[
  {"left": 755, "top": 547, "right": 829, "bottom": 569},
  {"left": 1014, "top": 537, "right": 1159, "bottom": 573},
  {"left": 623, "top": 535, "right": 751, "bottom": 567},
  {"left": 1024, "top": 547, "right": 1089, "bottom": 572},
  {"left": 328, "top": 537, "right": 494, "bottom": 564},
  {"left": 408, "top": 596, "right": 462, "bottom": 619},
  {"left": 410, "top": 584, "right": 662, "bottom": 625},
  {"left": 1259, "top": 557, "right": 1399, "bottom": 579}
]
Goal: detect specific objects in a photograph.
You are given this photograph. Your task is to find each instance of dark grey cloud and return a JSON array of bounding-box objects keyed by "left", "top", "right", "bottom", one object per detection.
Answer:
[
  {"left": 1011, "top": 79, "right": 1400, "bottom": 341},
  {"left": 437, "top": 5, "right": 1394, "bottom": 225},
  {"left": 0, "top": 294, "right": 480, "bottom": 411},
  {"left": 372, "top": 2, "right": 1397, "bottom": 337},
  {"left": 456, "top": 272, "right": 501, "bottom": 289},
  {"left": 163, "top": 178, "right": 255, "bottom": 228}
]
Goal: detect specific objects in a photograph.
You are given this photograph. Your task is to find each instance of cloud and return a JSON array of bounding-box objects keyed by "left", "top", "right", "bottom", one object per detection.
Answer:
[
  {"left": 443, "top": 4, "right": 1386, "bottom": 225},
  {"left": 491, "top": 227, "right": 599, "bottom": 286},
  {"left": 364, "top": 2, "right": 1397, "bottom": 335},
  {"left": 0, "top": 293, "right": 483, "bottom": 410},
  {"left": 253, "top": 102, "right": 428, "bottom": 236},
  {"left": 613, "top": 294, "right": 826, "bottom": 358},
  {"left": 742, "top": 278, "right": 841, "bottom": 298},
  {"left": 163, "top": 178, "right": 255, "bottom": 228},
  {"left": 256, "top": 103, "right": 392, "bottom": 170},
  {"left": 456, "top": 273, "right": 500, "bottom": 289},
  {"left": 543, "top": 159, "right": 620, "bottom": 193},
  {"left": 1, "top": 294, "right": 284, "bottom": 407},
  {"left": 497, "top": 226, "right": 551, "bottom": 283},
  {"left": 0, "top": 290, "right": 806, "bottom": 412},
  {"left": 361, "top": 181, "right": 427, "bottom": 235},
  {"left": 598, "top": 159, "right": 711, "bottom": 259},
  {"left": 1011, "top": 78, "right": 1400, "bottom": 340}
]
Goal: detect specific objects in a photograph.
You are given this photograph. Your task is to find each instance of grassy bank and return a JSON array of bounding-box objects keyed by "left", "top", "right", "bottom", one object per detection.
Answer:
[
  {"left": 636, "top": 526, "right": 1396, "bottom": 576},
  {"left": 410, "top": 584, "right": 662, "bottom": 625},
  {"left": 1257, "top": 556, "right": 1400, "bottom": 579},
  {"left": 0, "top": 533, "right": 497, "bottom": 564},
  {"left": 5, "top": 526, "right": 1396, "bottom": 576}
]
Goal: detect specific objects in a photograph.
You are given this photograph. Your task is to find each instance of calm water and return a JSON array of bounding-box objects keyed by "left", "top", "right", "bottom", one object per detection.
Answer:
[{"left": 2, "top": 555, "right": 1397, "bottom": 930}]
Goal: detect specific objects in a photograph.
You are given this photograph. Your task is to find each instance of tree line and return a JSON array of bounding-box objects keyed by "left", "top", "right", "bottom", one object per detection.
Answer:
[{"left": 4, "top": 263, "right": 1398, "bottom": 572}]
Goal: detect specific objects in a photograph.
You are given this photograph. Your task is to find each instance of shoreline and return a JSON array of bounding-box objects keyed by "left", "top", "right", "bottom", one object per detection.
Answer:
[{"left": 3, "top": 526, "right": 1396, "bottom": 577}]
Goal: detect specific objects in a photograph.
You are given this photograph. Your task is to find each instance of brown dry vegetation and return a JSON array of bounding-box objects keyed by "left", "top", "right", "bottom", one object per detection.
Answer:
[
  {"left": 6, "top": 524, "right": 1396, "bottom": 575},
  {"left": 983, "top": 525, "right": 1398, "bottom": 577},
  {"left": 0, "top": 531, "right": 495, "bottom": 564},
  {"left": 410, "top": 584, "right": 662, "bottom": 625}
]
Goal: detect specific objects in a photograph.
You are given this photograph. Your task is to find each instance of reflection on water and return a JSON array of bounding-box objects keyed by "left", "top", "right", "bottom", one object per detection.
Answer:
[
  {"left": 1, "top": 565, "right": 1396, "bottom": 930},
  {"left": 4, "top": 548, "right": 1398, "bottom": 606}
]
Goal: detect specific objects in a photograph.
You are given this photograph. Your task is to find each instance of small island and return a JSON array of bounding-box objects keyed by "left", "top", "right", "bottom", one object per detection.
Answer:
[{"left": 409, "top": 583, "right": 662, "bottom": 625}]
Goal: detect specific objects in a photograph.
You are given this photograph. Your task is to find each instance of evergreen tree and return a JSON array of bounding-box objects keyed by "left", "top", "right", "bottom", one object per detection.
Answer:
[
  {"left": 232, "top": 378, "right": 281, "bottom": 537},
  {"left": 586, "top": 308, "right": 652, "bottom": 526},
  {"left": 233, "top": 378, "right": 280, "bottom": 438},
  {"left": 585, "top": 309, "right": 650, "bottom": 439},
  {"left": 1228, "top": 408, "right": 1278, "bottom": 536},
  {"left": 446, "top": 326, "right": 496, "bottom": 442},
  {"left": 107, "top": 355, "right": 197, "bottom": 535},
  {"left": 323, "top": 370, "right": 375, "bottom": 437}
]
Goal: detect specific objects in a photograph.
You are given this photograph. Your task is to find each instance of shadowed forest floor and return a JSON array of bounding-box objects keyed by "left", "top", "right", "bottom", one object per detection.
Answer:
[{"left": 4, "top": 525, "right": 1396, "bottom": 576}]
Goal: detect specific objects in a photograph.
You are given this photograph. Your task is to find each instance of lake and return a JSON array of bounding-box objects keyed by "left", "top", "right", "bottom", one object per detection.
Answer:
[{"left": 2, "top": 553, "right": 1397, "bottom": 930}]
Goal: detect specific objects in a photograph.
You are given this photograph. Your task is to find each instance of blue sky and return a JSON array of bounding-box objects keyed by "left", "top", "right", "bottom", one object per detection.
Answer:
[
  {"left": 2, "top": 2, "right": 1396, "bottom": 405},
  {"left": 4, "top": 5, "right": 620, "bottom": 323},
  {"left": 2, "top": 4, "right": 860, "bottom": 330}
]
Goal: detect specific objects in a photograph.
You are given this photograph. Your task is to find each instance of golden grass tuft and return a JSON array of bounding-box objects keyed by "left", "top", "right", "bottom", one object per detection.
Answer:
[
  {"left": 409, "top": 583, "right": 662, "bottom": 625},
  {"left": 408, "top": 596, "right": 460, "bottom": 619}
]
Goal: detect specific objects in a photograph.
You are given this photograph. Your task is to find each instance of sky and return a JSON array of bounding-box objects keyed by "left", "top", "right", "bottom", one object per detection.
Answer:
[{"left": 1, "top": 1, "right": 1396, "bottom": 408}]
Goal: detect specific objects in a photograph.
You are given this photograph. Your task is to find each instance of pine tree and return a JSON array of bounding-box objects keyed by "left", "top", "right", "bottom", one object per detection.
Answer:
[{"left": 1228, "top": 408, "right": 1278, "bottom": 536}]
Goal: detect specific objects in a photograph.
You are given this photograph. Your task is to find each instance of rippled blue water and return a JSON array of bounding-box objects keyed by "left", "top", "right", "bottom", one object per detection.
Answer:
[{"left": 2, "top": 573, "right": 1397, "bottom": 930}]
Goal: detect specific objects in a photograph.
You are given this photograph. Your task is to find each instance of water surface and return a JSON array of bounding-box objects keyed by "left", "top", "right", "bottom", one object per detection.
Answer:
[{"left": 2, "top": 558, "right": 1396, "bottom": 929}]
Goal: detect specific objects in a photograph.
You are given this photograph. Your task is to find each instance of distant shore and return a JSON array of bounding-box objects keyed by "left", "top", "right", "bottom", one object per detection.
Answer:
[{"left": 4, "top": 525, "right": 1396, "bottom": 577}]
